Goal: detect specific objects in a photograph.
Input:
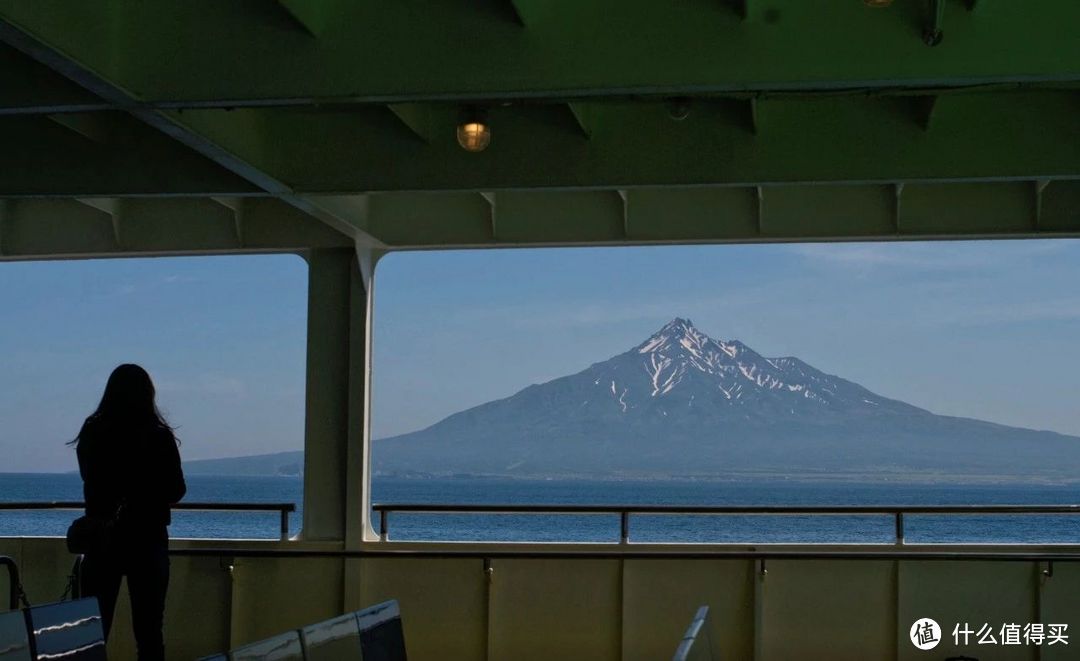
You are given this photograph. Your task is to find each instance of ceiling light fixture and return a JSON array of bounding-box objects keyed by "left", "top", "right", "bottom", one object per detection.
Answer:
[
  {"left": 456, "top": 107, "right": 491, "bottom": 153},
  {"left": 666, "top": 97, "right": 691, "bottom": 121}
]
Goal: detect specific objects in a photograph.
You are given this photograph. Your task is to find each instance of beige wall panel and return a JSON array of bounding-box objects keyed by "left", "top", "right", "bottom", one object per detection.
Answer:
[
  {"left": 109, "top": 562, "right": 229, "bottom": 660},
  {"left": 760, "top": 559, "right": 895, "bottom": 661},
  {"left": 897, "top": 561, "right": 1037, "bottom": 661},
  {"left": 488, "top": 558, "right": 621, "bottom": 661},
  {"left": 1032, "top": 562, "right": 1080, "bottom": 661},
  {"left": 229, "top": 557, "right": 344, "bottom": 646},
  {"left": 5, "top": 538, "right": 76, "bottom": 606},
  {"left": 622, "top": 558, "right": 754, "bottom": 661},
  {"left": 165, "top": 556, "right": 234, "bottom": 659},
  {"left": 358, "top": 557, "right": 486, "bottom": 661}
]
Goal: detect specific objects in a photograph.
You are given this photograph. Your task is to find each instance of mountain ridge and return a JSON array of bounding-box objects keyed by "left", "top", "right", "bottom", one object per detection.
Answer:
[{"left": 374, "top": 318, "right": 1080, "bottom": 480}]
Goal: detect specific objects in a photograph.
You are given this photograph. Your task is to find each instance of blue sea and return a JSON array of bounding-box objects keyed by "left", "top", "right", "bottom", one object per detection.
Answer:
[{"left": 2, "top": 474, "right": 1080, "bottom": 544}]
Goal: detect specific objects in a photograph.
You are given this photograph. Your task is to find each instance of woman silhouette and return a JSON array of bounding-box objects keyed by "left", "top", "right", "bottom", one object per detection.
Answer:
[{"left": 72, "top": 364, "right": 186, "bottom": 661}]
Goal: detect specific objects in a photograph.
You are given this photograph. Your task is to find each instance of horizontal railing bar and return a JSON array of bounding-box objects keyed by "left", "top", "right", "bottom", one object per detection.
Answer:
[
  {"left": 165, "top": 548, "right": 1080, "bottom": 562},
  {"left": 371, "top": 503, "right": 1080, "bottom": 515},
  {"left": 0, "top": 501, "right": 295, "bottom": 512}
]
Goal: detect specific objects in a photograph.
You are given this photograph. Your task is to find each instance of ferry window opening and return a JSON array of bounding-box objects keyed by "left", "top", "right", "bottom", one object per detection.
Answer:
[
  {"left": 0, "top": 254, "right": 308, "bottom": 540},
  {"left": 369, "top": 240, "right": 1080, "bottom": 544}
]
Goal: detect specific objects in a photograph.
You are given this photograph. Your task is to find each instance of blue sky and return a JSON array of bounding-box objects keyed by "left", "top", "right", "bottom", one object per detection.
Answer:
[
  {"left": 0, "top": 255, "right": 308, "bottom": 472},
  {"left": 372, "top": 239, "right": 1080, "bottom": 440},
  {"left": 2, "top": 240, "right": 1079, "bottom": 472}
]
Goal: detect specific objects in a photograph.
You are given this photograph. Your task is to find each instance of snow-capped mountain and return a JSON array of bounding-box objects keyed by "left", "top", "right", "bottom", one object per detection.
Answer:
[
  {"left": 375, "top": 318, "right": 1080, "bottom": 479},
  {"left": 580, "top": 317, "right": 923, "bottom": 421}
]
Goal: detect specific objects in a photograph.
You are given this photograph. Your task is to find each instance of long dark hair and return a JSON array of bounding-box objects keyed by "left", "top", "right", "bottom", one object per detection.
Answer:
[{"left": 70, "top": 364, "right": 176, "bottom": 446}]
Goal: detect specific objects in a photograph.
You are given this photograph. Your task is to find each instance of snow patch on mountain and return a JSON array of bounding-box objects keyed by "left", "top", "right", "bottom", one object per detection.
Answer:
[{"left": 602, "top": 317, "right": 893, "bottom": 414}]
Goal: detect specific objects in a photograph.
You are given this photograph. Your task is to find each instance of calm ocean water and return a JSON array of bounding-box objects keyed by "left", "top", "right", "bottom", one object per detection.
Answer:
[{"left": 2, "top": 473, "right": 1080, "bottom": 544}]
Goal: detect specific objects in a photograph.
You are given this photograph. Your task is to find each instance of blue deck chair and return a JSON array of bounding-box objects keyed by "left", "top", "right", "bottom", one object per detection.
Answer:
[{"left": 24, "top": 599, "right": 106, "bottom": 661}]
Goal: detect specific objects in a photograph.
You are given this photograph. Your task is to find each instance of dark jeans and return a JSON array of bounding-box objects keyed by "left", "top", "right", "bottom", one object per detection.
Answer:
[{"left": 80, "top": 543, "right": 170, "bottom": 661}]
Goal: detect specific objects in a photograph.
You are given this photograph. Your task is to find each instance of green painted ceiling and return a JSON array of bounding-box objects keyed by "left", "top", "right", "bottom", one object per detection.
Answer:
[{"left": 0, "top": 0, "right": 1077, "bottom": 258}]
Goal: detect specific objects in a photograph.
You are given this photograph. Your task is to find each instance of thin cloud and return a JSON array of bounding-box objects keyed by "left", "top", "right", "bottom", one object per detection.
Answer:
[
  {"left": 922, "top": 297, "right": 1080, "bottom": 328},
  {"left": 790, "top": 241, "right": 1071, "bottom": 271}
]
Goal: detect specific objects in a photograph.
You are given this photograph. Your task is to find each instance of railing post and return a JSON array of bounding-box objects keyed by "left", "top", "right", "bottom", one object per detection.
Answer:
[
  {"left": 620, "top": 511, "right": 630, "bottom": 544},
  {"left": 380, "top": 509, "right": 388, "bottom": 542},
  {"left": 1, "top": 556, "right": 28, "bottom": 610},
  {"left": 280, "top": 509, "right": 290, "bottom": 541},
  {"left": 895, "top": 512, "right": 905, "bottom": 545}
]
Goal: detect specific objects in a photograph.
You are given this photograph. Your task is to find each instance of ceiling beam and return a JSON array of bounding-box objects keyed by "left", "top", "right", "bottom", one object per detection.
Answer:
[
  {"left": 276, "top": 0, "right": 333, "bottom": 37},
  {"left": 0, "top": 43, "right": 107, "bottom": 116},
  {"left": 0, "top": 91, "right": 1076, "bottom": 198},
  {"left": 334, "top": 181, "right": 1079, "bottom": 249},
  {"left": 0, "top": 199, "right": 9, "bottom": 255},
  {"left": 0, "top": 197, "right": 350, "bottom": 261},
  {"left": 0, "top": 18, "right": 373, "bottom": 245},
  {"left": 145, "top": 93, "right": 1080, "bottom": 194},
  {"left": 0, "top": 2, "right": 1076, "bottom": 108},
  {"left": 46, "top": 112, "right": 112, "bottom": 143},
  {"left": 386, "top": 103, "right": 435, "bottom": 143},
  {"left": 566, "top": 103, "right": 594, "bottom": 139},
  {"left": 0, "top": 114, "right": 261, "bottom": 196},
  {"left": 506, "top": 0, "right": 543, "bottom": 27}
]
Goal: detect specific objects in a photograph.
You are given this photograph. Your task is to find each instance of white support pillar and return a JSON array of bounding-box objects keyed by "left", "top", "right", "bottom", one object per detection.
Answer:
[{"left": 301, "top": 247, "right": 368, "bottom": 542}]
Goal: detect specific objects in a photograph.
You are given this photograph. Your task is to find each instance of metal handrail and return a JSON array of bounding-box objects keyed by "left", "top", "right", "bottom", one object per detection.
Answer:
[
  {"left": 1, "top": 555, "right": 29, "bottom": 610},
  {"left": 165, "top": 548, "right": 1080, "bottom": 562},
  {"left": 0, "top": 502, "right": 297, "bottom": 541},
  {"left": 370, "top": 503, "right": 1080, "bottom": 544}
]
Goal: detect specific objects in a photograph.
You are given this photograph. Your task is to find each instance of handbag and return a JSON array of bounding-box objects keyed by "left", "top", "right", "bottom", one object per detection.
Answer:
[{"left": 66, "top": 504, "right": 123, "bottom": 555}]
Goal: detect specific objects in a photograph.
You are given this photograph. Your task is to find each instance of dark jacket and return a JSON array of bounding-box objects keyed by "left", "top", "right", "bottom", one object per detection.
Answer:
[{"left": 76, "top": 417, "right": 186, "bottom": 543}]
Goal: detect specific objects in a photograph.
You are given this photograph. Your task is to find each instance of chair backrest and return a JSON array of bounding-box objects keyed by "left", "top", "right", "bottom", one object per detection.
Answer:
[
  {"left": 24, "top": 598, "right": 106, "bottom": 661},
  {"left": 356, "top": 600, "right": 407, "bottom": 661},
  {"left": 301, "top": 611, "right": 362, "bottom": 661},
  {"left": 230, "top": 630, "right": 304, "bottom": 661},
  {"left": 0, "top": 609, "right": 32, "bottom": 661},
  {"left": 672, "top": 605, "right": 714, "bottom": 661}
]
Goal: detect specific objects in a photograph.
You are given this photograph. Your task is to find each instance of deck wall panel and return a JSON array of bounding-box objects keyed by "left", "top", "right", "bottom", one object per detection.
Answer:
[
  {"left": 358, "top": 557, "right": 486, "bottom": 661},
  {"left": 487, "top": 558, "right": 621, "bottom": 661},
  {"left": 1039, "top": 561, "right": 1080, "bottom": 661},
  {"left": 229, "top": 556, "right": 344, "bottom": 647},
  {"left": 897, "top": 560, "right": 1037, "bottom": 661},
  {"left": 7, "top": 540, "right": 1080, "bottom": 660},
  {"left": 759, "top": 559, "right": 895, "bottom": 661},
  {"left": 621, "top": 558, "right": 754, "bottom": 661}
]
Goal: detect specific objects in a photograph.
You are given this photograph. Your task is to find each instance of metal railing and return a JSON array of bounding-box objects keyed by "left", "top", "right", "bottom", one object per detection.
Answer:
[
  {"left": 1, "top": 555, "right": 29, "bottom": 610},
  {"left": 0, "top": 502, "right": 296, "bottom": 541},
  {"left": 371, "top": 503, "right": 1080, "bottom": 544}
]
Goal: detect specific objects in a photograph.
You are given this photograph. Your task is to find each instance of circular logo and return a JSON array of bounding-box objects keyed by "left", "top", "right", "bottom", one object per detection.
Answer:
[{"left": 910, "top": 618, "right": 942, "bottom": 650}]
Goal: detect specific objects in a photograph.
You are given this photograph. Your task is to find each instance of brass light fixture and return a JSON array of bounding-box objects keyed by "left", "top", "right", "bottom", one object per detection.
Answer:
[{"left": 456, "top": 107, "right": 491, "bottom": 152}]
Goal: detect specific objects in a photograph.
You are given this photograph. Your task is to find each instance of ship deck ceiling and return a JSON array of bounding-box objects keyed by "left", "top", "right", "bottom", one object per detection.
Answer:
[{"left": 0, "top": 0, "right": 1078, "bottom": 258}]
